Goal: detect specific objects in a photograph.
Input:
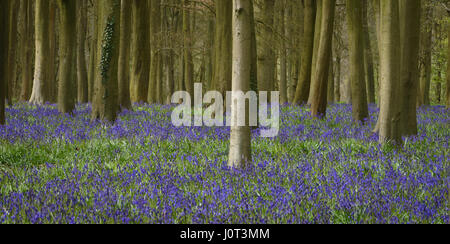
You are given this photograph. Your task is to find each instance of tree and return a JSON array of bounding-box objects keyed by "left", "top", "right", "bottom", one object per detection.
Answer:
[
  {"left": 279, "top": 0, "right": 288, "bottom": 104},
  {"left": 0, "top": 0, "right": 10, "bottom": 125},
  {"left": 293, "top": 0, "right": 316, "bottom": 105},
  {"left": 183, "top": 0, "right": 194, "bottom": 100},
  {"left": 308, "top": 0, "right": 322, "bottom": 105},
  {"left": 257, "top": 0, "right": 276, "bottom": 96},
  {"left": 149, "top": 0, "right": 163, "bottom": 104},
  {"left": 19, "top": 0, "right": 33, "bottom": 101},
  {"left": 91, "top": 0, "right": 120, "bottom": 122},
  {"left": 346, "top": 0, "right": 369, "bottom": 122},
  {"left": 378, "top": 0, "right": 401, "bottom": 144},
  {"left": 363, "top": 0, "right": 376, "bottom": 104},
  {"left": 310, "top": 0, "right": 335, "bottom": 118},
  {"left": 447, "top": 16, "right": 450, "bottom": 109},
  {"left": 130, "top": 0, "right": 150, "bottom": 103},
  {"left": 418, "top": 2, "right": 432, "bottom": 106},
  {"left": 228, "top": 0, "right": 254, "bottom": 169},
  {"left": 57, "top": 0, "right": 77, "bottom": 114},
  {"left": 6, "top": 0, "right": 19, "bottom": 106},
  {"left": 77, "top": 0, "right": 88, "bottom": 104},
  {"left": 398, "top": 0, "right": 421, "bottom": 136},
  {"left": 29, "top": 0, "right": 50, "bottom": 105},
  {"left": 212, "top": 0, "right": 232, "bottom": 98},
  {"left": 118, "top": 0, "right": 132, "bottom": 110}
]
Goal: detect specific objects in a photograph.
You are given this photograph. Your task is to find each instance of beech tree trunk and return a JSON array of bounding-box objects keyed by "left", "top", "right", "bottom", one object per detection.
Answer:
[
  {"left": 212, "top": 0, "right": 232, "bottom": 97},
  {"left": 0, "top": 0, "right": 9, "bottom": 124},
  {"left": 418, "top": 4, "right": 432, "bottom": 106},
  {"left": 228, "top": 0, "right": 253, "bottom": 169},
  {"left": 257, "top": 0, "right": 276, "bottom": 95},
  {"left": 308, "top": 0, "right": 322, "bottom": 105},
  {"left": 6, "top": 0, "right": 19, "bottom": 106},
  {"left": 347, "top": 0, "right": 369, "bottom": 122},
  {"left": 130, "top": 0, "right": 150, "bottom": 103},
  {"left": 310, "top": 0, "right": 335, "bottom": 118},
  {"left": 363, "top": 0, "right": 376, "bottom": 104},
  {"left": 293, "top": 0, "right": 316, "bottom": 105},
  {"left": 378, "top": 0, "right": 401, "bottom": 144},
  {"left": 20, "top": 0, "right": 33, "bottom": 101},
  {"left": 57, "top": 0, "right": 77, "bottom": 114},
  {"left": 91, "top": 0, "right": 120, "bottom": 122},
  {"left": 76, "top": 0, "right": 88, "bottom": 104},
  {"left": 118, "top": 0, "right": 132, "bottom": 110},
  {"left": 183, "top": 0, "right": 194, "bottom": 100},
  {"left": 29, "top": 0, "right": 50, "bottom": 105},
  {"left": 398, "top": 0, "right": 421, "bottom": 136},
  {"left": 279, "top": 0, "right": 288, "bottom": 104},
  {"left": 149, "top": 0, "right": 162, "bottom": 104},
  {"left": 447, "top": 20, "right": 450, "bottom": 109}
]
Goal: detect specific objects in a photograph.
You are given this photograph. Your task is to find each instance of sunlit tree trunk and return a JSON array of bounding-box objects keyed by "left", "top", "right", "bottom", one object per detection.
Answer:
[
  {"left": 310, "top": 0, "right": 335, "bottom": 118},
  {"left": 363, "top": 0, "right": 376, "bottom": 105},
  {"left": 57, "top": 0, "right": 77, "bottom": 114},
  {"left": 228, "top": 0, "right": 253, "bottom": 169},
  {"left": 91, "top": 0, "right": 120, "bottom": 122},
  {"left": 378, "top": 0, "right": 401, "bottom": 144},
  {"left": 308, "top": 0, "right": 322, "bottom": 105},
  {"left": 183, "top": 0, "right": 194, "bottom": 100},
  {"left": 29, "top": 0, "right": 50, "bottom": 105}
]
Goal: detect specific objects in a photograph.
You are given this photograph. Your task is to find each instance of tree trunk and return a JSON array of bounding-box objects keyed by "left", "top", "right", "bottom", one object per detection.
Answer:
[
  {"left": 347, "top": 0, "right": 369, "bottom": 122},
  {"left": 279, "top": 0, "right": 288, "bottom": 104},
  {"left": 149, "top": 0, "right": 162, "bottom": 104},
  {"left": 91, "top": 0, "right": 120, "bottom": 122},
  {"left": 20, "top": 0, "right": 33, "bottom": 101},
  {"left": 257, "top": 0, "right": 276, "bottom": 95},
  {"left": 118, "top": 0, "right": 132, "bottom": 110},
  {"left": 57, "top": 0, "right": 77, "bottom": 114},
  {"left": 183, "top": 0, "right": 194, "bottom": 100},
  {"left": 48, "top": 1, "right": 57, "bottom": 103},
  {"left": 76, "top": 0, "right": 88, "bottom": 104},
  {"left": 6, "top": 0, "right": 19, "bottom": 106},
  {"left": 88, "top": 0, "right": 98, "bottom": 103},
  {"left": 308, "top": 0, "right": 322, "bottom": 105},
  {"left": 418, "top": 3, "right": 432, "bottom": 106},
  {"left": 0, "top": 0, "right": 9, "bottom": 124},
  {"left": 29, "top": 0, "right": 50, "bottom": 105},
  {"left": 293, "top": 0, "right": 316, "bottom": 105},
  {"left": 398, "top": 0, "right": 421, "bottom": 136},
  {"left": 378, "top": 0, "right": 401, "bottom": 144},
  {"left": 228, "top": 0, "right": 253, "bottom": 169},
  {"left": 213, "top": 0, "right": 232, "bottom": 97},
  {"left": 363, "top": 0, "right": 376, "bottom": 104},
  {"left": 334, "top": 55, "right": 341, "bottom": 102},
  {"left": 310, "top": 0, "right": 335, "bottom": 118},
  {"left": 447, "top": 20, "right": 450, "bottom": 109},
  {"left": 130, "top": 0, "right": 150, "bottom": 103}
]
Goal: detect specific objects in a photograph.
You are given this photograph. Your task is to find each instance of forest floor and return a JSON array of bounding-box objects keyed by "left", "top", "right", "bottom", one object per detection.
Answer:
[{"left": 0, "top": 103, "right": 449, "bottom": 223}]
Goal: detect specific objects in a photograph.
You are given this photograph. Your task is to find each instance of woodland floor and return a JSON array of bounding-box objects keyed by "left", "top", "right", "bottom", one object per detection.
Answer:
[{"left": 0, "top": 103, "right": 449, "bottom": 223}]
